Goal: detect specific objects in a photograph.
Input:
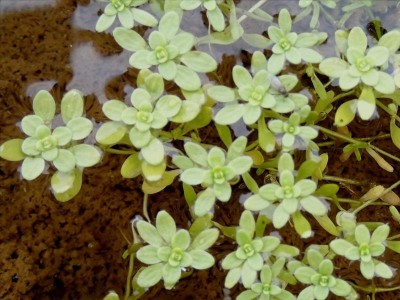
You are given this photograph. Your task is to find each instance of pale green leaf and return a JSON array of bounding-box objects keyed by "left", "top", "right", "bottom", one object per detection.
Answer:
[
  {"left": 61, "top": 89, "right": 84, "bottom": 123},
  {"left": 113, "top": 27, "right": 147, "bottom": 52},
  {"left": 0, "top": 139, "right": 26, "bottom": 161},
  {"left": 21, "top": 157, "right": 45, "bottom": 180},
  {"left": 33, "top": 90, "right": 55, "bottom": 123},
  {"left": 180, "top": 51, "right": 217, "bottom": 73}
]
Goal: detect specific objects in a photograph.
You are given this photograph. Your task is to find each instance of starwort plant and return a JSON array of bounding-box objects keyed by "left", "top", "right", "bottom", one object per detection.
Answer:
[
  {"left": 319, "top": 27, "right": 395, "bottom": 94},
  {"left": 236, "top": 257, "right": 296, "bottom": 300},
  {"left": 330, "top": 223, "right": 393, "bottom": 279},
  {"left": 96, "top": 70, "right": 201, "bottom": 181},
  {"left": 268, "top": 107, "right": 318, "bottom": 152},
  {"left": 244, "top": 153, "right": 328, "bottom": 237},
  {"left": 173, "top": 136, "right": 253, "bottom": 216},
  {"left": 267, "top": 8, "right": 326, "bottom": 74},
  {"left": 95, "top": 0, "right": 157, "bottom": 32},
  {"left": 221, "top": 210, "right": 282, "bottom": 288},
  {"left": 291, "top": 248, "right": 352, "bottom": 300},
  {"left": 113, "top": 11, "right": 217, "bottom": 91},
  {"left": 0, "top": 89, "right": 101, "bottom": 200},
  {"left": 135, "top": 210, "right": 218, "bottom": 289}
]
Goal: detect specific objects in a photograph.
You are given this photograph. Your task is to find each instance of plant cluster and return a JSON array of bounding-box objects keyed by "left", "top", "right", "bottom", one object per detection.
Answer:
[{"left": 2, "top": 0, "right": 400, "bottom": 299}]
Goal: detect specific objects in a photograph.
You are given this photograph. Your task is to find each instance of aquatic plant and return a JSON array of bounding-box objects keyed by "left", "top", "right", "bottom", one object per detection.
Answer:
[
  {"left": 0, "top": 89, "right": 101, "bottom": 201},
  {"left": 135, "top": 210, "right": 218, "bottom": 289}
]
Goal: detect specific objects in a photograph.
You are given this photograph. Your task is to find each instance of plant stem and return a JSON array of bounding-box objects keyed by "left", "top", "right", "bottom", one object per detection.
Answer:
[
  {"left": 352, "top": 179, "right": 400, "bottom": 214},
  {"left": 351, "top": 282, "right": 400, "bottom": 294},
  {"left": 316, "top": 126, "right": 400, "bottom": 163},
  {"left": 331, "top": 90, "right": 356, "bottom": 103},
  {"left": 322, "top": 175, "right": 366, "bottom": 186},
  {"left": 317, "top": 133, "right": 391, "bottom": 147},
  {"left": 143, "top": 193, "right": 151, "bottom": 222},
  {"left": 124, "top": 253, "right": 135, "bottom": 300},
  {"left": 237, "top": 0, "right": 268, "bottom": 23},
  {"left": 376, "top": 99, "right": 400, "bottom": 123}
]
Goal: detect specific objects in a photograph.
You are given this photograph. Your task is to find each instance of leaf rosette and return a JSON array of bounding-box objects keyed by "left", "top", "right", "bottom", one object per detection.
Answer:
[
  {"left": 135, "top": 210, "right": 218, "bottom": 290},
  {"left": 113, "top": 11, "right": 217, "bottom": 91}
]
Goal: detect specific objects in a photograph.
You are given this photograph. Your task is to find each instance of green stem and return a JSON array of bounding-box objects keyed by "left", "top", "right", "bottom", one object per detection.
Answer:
[
  {"left": 331, "top": 90, "right": 357, "bottom": 103},
  {"left": 388, "top": 233, "right": 400, "bottom": 240},
  {"left": 124, "top": 253, "right": 135, "bottom": 300},
  {"left": 143, "top": 193, "right": 151, "bottom": 222},
  {"left": 317, "top": 134, "right": 391, "bottom": 147},
  {"left": 316, "top": 126, "right": 400, "bottom": 163},
  {"left": 237, "top": 0, "right": 268, "bottom": 23},
  {"left": 351, "top": 282, "right": 400, "bottom": 293},
  {"left": 352, "top": 179, "right": 400, "bottom": 214},
  {"left": 376, "top": 99, "right": 400, "bottom": 123},
  {"left": 322, "top": 175, "right": 366, "bottom": 186}
]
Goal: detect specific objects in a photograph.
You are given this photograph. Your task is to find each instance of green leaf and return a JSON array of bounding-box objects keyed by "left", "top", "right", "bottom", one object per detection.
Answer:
[
  {"left": 70, "top": 144, "right": 101, "bottom": 168},
  {"left": 103, "top": 291, "right": 120, "bottom": 300},
  {"left": 170, "top": 100, "right": 200, "bottom": 123},
  {"left": 53, "top": 149, "right": 76, "bottom": 172},
  {"left": 132, "top": 8, "right": 158, "bottom": 27},
  {"left": 96, "top": 14, "right": 116, "bottom": 32},
  {"left": 142, "top": 160, "right": 166, "bottom": 182},
  {"left": 183, "top": 183, "right": 197, "bottom": 206},
  {"left": 102, "top": 100, "right": 127, "bottom": 121},
  {"left": 194, "top": 188, "right": 216, "bottom": 217},
  {"left": 228, "top": 156, "right": 253, "bottom": 175},
  {"left": 121, "top": 153, "right": 141, "bottom": 178},
  {"left": 390, "top": 118, "right": 400, "bottom": 150},
  {"left": 155, "top": 95, "right": 182, "bottom": 118},
  {"left": 0, "top": 139, "right": 26, "bottom": 161},
  {"left": 181, "top": 168, "right": 207, "bottom": 185},
  {"left": 258, "top": 117, "right": 275, "bottom": 153},
  {"left": 214, "top": 104, "right": 244, "bottom": 125},
  {"left": 189, "top": 249, "right": 215, "bottom": 269},
  {"left": 386, "top": 241, "right": 400, "bottom": 254},
  {"left": 191, "top": 228, "right": 219, "bottom": 250},
  {"left": 137, "top": 264, "right": 163, "bottom": 288},
  {"left": 21, "top": 115, "right": 44, "bottom": 137},
  {"left": 61, "top": 89, "right": 84, "bottom": 123},
  {"left": 296, "top": 159, "right": 319, "bottom": 181},
  {"left": 51, "top": 170, "right": 76, "bottom": 194},
  {"left": 184, "top": 142, "right": 208, "bottom": 167},
  {"left": 215, "top": 123, "right": 232, "bottom": 148},
  {"left": 21, "top": 157, "right": 45, "bottom": 180},
  {"left": 180, "top": 51, "right": 217, "bottom": 73},
  {"left": 174, "top": 65, "right": 201, "bottom": 91},
  {"left": 329, "top": 239, "right": 355, "bottom": 256},
  {"left": 156, "top": 210, "right": 176, "bottom": 243},
  {"left": 189, "top": 214, "right": 212, "bottom": 237},
  {"left": 33, "top": 90, "right": 55, "bottom": 123},
  {"left": 141, "top": 138, "right": 164, "bottom": 165},
  {"left": 96, "top": 121, "right": 127, "bottom": 145},
  {"left": 239, "top": 210, "right": 255, "bottom": 236},
  {"left": 357, "top": 86, "right": 376, "bottom": 120},
  {"left": 334, "top": 100, "right": 356, "bottom": 127},
  {"left": 52, "top": 169, "right": 83, "bottom": 202},
  {"left": 227, "top": 136, "right": 247, "bottom": 160},
  {"left": 113, "top": 27, "right": 147, "bottom": 52},
  {"left": 181, "top": 106, "right": 212, "bottom": 134},
  {"left": 208, "top": 85, "right": 235, "bottom": 103},
  {"left": 292, "top": 211, "right": 312, "bottom": 238},
  {"left": 314, "top": 215, "right": 339, "bottom": 237},
  {"left": 67, "top": 117, "right": 93, "bottom": 140},
  {"left": 142, "top": 169, "right": 179, "bottom": 194}
]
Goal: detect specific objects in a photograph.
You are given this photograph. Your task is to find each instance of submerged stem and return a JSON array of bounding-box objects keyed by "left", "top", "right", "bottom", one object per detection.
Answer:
[
  {"left": 143, "top": 193, "right": 151, "bottom": 222},
  {"left": 316, "top": 126, "right": 400, "bottom": 163}
]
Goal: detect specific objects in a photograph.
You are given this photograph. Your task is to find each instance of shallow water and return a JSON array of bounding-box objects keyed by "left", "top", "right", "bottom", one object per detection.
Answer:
[{"left": 1, "top": 0, "right": 400, "bottom": 299}]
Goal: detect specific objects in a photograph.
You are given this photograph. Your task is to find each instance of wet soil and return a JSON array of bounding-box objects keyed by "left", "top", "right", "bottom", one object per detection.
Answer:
[{"left": 1, "top": 1, "right": 400, "bottom": 299}]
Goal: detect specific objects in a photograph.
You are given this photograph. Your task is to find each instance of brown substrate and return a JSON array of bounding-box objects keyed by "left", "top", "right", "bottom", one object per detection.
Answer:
[{"left": 1, "top": 1, "right": 400, "bottom": 299}]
